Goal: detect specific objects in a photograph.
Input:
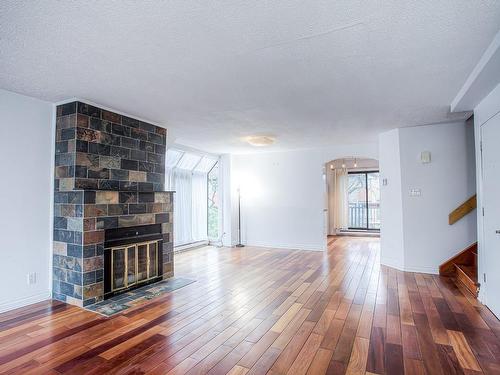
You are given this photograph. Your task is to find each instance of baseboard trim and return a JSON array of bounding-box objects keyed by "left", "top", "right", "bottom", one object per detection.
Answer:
[
  {"left": 243, "top": 242, "right": 325, "bottom": 252},
  {"left": 0, "top": 290, "right": 52, "bottom": 313},
  {"left": 380, "top": 258, "right": 438, "bottom": 275}
]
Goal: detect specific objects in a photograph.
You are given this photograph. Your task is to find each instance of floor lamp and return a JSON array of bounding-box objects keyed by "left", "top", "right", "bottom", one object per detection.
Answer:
[{"left": 236, "top": 187, "right": 245, "bottom": 247}]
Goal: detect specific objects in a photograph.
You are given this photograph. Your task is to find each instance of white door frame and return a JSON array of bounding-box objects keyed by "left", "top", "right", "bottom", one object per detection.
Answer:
[{"left": 475, "top": 106, "right": 500, "bottom": 307}]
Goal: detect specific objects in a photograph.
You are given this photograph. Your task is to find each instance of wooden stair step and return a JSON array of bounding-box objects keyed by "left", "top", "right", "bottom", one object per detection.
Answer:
[{"left": 454, "top": 264, "right": 479, "bottom": 297}]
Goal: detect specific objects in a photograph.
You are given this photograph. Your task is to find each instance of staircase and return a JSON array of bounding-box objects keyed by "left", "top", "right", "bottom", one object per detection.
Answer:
[{"left": 439, "top": 195, "right": 479, "bottom": 297}]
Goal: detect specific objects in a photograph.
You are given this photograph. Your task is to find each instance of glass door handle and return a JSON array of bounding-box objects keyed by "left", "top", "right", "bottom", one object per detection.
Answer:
[{"left": 496, "top": 230, "right": 500, "bottom": 234}]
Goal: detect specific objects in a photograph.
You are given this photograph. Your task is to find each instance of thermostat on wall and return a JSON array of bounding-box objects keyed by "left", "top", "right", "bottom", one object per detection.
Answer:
[{"left": 420, "top": 151, "right": 431, "bottom": 163}]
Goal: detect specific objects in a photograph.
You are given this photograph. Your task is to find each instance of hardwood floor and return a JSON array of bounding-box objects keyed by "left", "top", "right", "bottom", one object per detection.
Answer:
[{"left": 1, "top": 237, "right": 500, "bottom": 374}]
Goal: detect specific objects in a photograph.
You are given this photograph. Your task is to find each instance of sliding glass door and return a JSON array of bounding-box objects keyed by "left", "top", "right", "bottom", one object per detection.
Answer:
[{"left": 347, "top": 171, "right": 380, "bottom": 230}]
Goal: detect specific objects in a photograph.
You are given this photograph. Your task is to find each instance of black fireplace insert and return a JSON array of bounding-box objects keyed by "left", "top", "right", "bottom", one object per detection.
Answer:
[{"left": 104, "top": 224, "right": 163, "bottom": 299}]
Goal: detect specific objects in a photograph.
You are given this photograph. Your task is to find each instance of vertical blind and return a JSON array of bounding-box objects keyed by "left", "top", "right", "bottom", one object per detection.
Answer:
[{"left": 166, "top": 148, "right": 217, "bottom": 246}]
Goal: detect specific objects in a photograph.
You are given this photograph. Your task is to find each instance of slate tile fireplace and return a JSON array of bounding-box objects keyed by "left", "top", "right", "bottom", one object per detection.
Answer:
[{"left": 52, "top": 101, "right": 174, "bottom": 307}]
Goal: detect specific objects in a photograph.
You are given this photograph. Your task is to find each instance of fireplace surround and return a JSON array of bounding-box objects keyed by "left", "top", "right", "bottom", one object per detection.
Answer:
[{"left": 52, "top": 101, "right": 174, "bottom": 307}]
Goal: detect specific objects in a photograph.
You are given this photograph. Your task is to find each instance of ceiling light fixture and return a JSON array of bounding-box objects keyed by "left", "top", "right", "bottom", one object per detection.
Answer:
[
  {"left": 341, "top": 159, "right": 346, "bottom": 169},
  {"left": 245, "top": 135, "right": 275, "bottom": 147},
  {"left": 354, "top": 158, "right": 358, "bottom": 168}
]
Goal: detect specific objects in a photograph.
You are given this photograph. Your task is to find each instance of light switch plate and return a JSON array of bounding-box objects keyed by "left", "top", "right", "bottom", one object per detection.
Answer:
[{"left": 409, "top": 188, "right": 421, "bottom": 197}]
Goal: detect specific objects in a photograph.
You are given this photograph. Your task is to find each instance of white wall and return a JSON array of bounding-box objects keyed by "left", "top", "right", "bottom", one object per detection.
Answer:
[
  {"left": 230, "top": 143, "right": 378, "bottom": 251},
  {"left": 0, "top": 89, "right": 54, "bottom": 312},
  {"left": 379, "top": 121, "right": 477, "bottom": 274},
  {"left": 379, "top": 129, "right": 405, "bottom": 269},
  {"left": 399, "top": 122, "right": 476, "bottom": 273}
]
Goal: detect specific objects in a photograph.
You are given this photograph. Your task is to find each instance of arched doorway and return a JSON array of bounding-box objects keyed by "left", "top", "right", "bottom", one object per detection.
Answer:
[{"left": 325, "top": 157, "right": 380, "bottom": 236}]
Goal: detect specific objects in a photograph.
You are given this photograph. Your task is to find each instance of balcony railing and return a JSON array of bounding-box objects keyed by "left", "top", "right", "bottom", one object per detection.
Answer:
[{"left": 348, "top": 202, "right": 380, "bottom": 229}]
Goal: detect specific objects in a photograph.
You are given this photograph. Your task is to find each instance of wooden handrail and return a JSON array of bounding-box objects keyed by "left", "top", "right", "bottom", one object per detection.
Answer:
[{"left": 449, "top": 195, "right": 477, "bottom": 225}]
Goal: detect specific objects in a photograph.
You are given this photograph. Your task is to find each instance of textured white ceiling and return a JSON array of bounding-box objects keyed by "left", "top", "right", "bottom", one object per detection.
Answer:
[{"left": 1, "top": 1, "right": 499, "bottom": 153}]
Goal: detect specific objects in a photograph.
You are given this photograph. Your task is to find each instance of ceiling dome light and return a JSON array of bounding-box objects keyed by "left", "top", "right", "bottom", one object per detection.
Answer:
[{"left": 245, "top": 136, "right": 275, "bottom": 147}]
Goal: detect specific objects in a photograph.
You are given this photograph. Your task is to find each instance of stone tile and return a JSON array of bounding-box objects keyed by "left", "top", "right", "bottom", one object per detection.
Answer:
[
  {"left": 96, "top": 216, "right": 119, "bottom": 230},
  {"left": 119, "top": 181, "right": 138, "bottom": 191},
  {"left": 88, "top": 142, "right": 111, "bottom": 156},
  {"left": 83, "top": 282, "right": 104, "bottom": 300},
  {"left": 99, "top": 179, "right": 120, "bottom": 190},
  {"left": 76, "top": 128, "right": 100, "bottom": 142},
  {"left": 83, "top": 230, "right": 104, "bottom": 245},
  {"left": 108, "top": 204, "right": 128, "bottom": 216},
  {"left": 148, "top": 132, "right": 164, "bottom": 145},
  {"left": 122, "top": 116, "right": 140, "bottom": 128},
  {"left": 156, "top": 127, "right": 167, "bottom": 136},
  {"left": 87, "top": 167, "right": 109, "bottom": 179},
  {"left": 138, "top": 192, "right": 154, "bottom": 203},
  {"left": 138, "top": 161, "right": 154, "bottom": 172},
  {"left": 129, "top": 204, "right": 147, "bottom": 214},
  {"left": 112, "top": 123, "right": 131, "bottom": 137},
  {"left": 146, "top": 172, "right": 163, "bottom": 183},
  {"left": 129, "top": 171, "right": 147, "bottom": 182},
  {"left": 89, "top": 117, "right": 112, "bottom": 133},
  {"left": 155, "top": 144, "right": 166, "bottom": 154},
  {"left": 147, "top": 152, "right": 164, "bottom": 164},
  {"left": 110, "top": 145, "right": 131, "bottom": 158},
  {"left": 76, "top": 152, "right": 99, "bottom": 167},
  {"left": 100, "top": 156, "right": 121, "bottom": 169},
  {"left": 67, "top": 217, "right": 83, "bottom": 231},
  {"left": 77, "top": 102, "right": 101, "bottom": 118},
  {"left": 83, "top": 191, "right": 96, "bottom": 204},
  {"left": 77, "top": 113, "right": 89, "bottom": 128},
  {"left": 75, "top": 140, "right": 88, "bottom": 152},
  {"left": 139, "top": 140, "right": 155, "bottom": 152},
  {"left": 139, "top": 121, "right": 156, "bottom": 133},
  {"left": 53, "top": 254, "right": 82, "bottom": 272},
  {"left": 53, "top": 241, "right": 67, "bottom": 256},
  {"left": 118, "top": 214, "right": 155, "bottom": 227},
  {"left": 57, "top": 102, "right": 77, "bottom": 117},
  {"left": 130, "top": 149, "right": 147, "bottom": 161},
  {"left": 74, "top": 178, "right": 98, "bottom": 190},
  {"left": 102, "top": 109, "right": 121, "bottom": 123},
  {"left": 154, "top": 192, "right": 171, "bottom": 203},
  {"left": 59, "top": 178, "right": 74, "bottom": 191},
  {"left": 138, "top": 182, "right": 154, "bottom": 191},
  {"left": 119, "top": 192, "right": 138, "bottom": 204},
  {"left": 83, "top": 218, "right": 96, "bottom": 231},
  {"left": 121, "top": 159, "right": 138, "bottom": 171},
  {"left": 110, "top": 169, "right": 129, "bottom": 180},
  {"left": 83, "top": 256, "right": 104, "bottom": 272},
  {"left": 131, "top": 128, "right": 148, "bottom": 141},
  {"left": 95, "top": 191, "right": 119, "bottom": 204},
  {"left": 84, "top": 204, "right": 108, "bottom": 218},
  {"left": 54, "top": 216, "right": 67, "bottom": 230}
]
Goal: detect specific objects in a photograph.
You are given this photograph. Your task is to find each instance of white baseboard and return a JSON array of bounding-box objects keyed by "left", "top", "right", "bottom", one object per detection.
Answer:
[
  {"left": 242, "top": 241, "right": 325, "bottom": 252},
  {"left": 0, "top": 290, "right": 52, "bottom": 313},
  {"left": 380, "top": 258, "right": 438, "bottom": 275}
]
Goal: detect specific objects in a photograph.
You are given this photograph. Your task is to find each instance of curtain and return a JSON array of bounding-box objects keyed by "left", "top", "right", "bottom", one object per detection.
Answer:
[
  {"left": 332, "top": 168, "right": 348, "bottom": 232},
  {"left": 191, "top": 171, "right": 208, "bottom": 242},
  {"left": 169, "top": 168, "right": 209, "bottom": 246},
  {"left": 172, "top": 168, "right": 193, "bottom": 246}
]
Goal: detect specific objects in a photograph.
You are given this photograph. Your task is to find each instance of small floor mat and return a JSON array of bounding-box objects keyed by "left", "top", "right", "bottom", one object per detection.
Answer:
[{"left": 85, "top": 277, "right": 196, "bottom": 316}]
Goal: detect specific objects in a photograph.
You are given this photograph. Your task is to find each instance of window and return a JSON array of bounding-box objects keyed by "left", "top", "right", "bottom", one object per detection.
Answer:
[
  {"left": 347, "top": 171, "right": 380, "bottom": 230},
  {"left": 166, "top": 148, "right": 219, "bottom": 247}
]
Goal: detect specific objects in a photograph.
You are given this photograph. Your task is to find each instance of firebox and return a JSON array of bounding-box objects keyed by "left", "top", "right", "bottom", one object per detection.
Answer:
[{"left": 104, "top": 224, "right": 163, "bottom": 299}]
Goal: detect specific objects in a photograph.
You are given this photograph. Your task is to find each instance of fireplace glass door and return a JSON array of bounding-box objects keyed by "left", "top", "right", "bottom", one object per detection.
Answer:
[{"left": 111, "top": 240, "right": 160, "bottom": 292}]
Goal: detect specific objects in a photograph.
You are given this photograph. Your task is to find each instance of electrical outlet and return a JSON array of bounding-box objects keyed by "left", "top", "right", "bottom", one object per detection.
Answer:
[{"left": 27, "top": 272, "right": 37, "bottom": 285}]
